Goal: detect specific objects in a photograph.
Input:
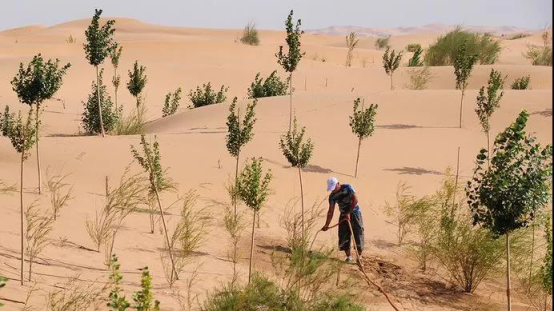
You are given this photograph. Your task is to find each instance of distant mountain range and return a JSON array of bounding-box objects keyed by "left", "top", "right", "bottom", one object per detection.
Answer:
[{"left": 305, "top": 24, "right": 535, "bottom": 37}]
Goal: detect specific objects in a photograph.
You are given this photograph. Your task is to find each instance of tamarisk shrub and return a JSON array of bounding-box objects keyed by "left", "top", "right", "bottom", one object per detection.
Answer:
[
  {"left": 11, "top": 54, "right": 70, "bottom": 194},
  {"left": 240, "top": 22, "right": 259, "bottom": 46},
  {"left": 382, "top": 47, "right": 403, "bottom": 90},
  {"left": 279, "top": 117, "right": 314, "bottom": 244},
  {"left": 454, "top": 41, "right": 478, "bottom": 128},
  {"left": 236, "top": 158, "right": 272, "bottom": 284},
  {"left": 466, "top": 111, "right": 552, "bottom": 310},
  {"left": 345, "top": 32, "right": 359, "bottom": 67},
  {"left": 406, "top": 43, "right": 422, "bottom": 52},
  {"left": 162, "top": 87, "right": 182, "bottom": 117},
  {"left": 110, "top": 45, "right": 123, "bottom": 111},
  {"left": 84, "top": 9, "right": 117, "bottom": 137},
  {"left": 475, "top": 68, "right": 505, "bottom": 164},
  {"left": 127, "top": 60, "right": 147, "bottom": 109},
  {"left": 375, "top": 37, "right": 389, "bottom": 50},
  {"left": 349, "top": 98, "right": 377, "bottom": 178},
  {"left": 276, "top": 10, "right": 305, "bottom": 131},
  {"left": 226, "top": 97, "right": 257, "bottom": 216},
  {"left": 82, "top": 69, "right": 121, "bottom": 134},
  {"left": 511, "top": 76, "right": 531, "bottom": 90},
  {"left": 247, "top": 71, "right": 289, "bottom": 99},
  {"left": 188, "top": 82, "right": 228, "bottom": 108}
]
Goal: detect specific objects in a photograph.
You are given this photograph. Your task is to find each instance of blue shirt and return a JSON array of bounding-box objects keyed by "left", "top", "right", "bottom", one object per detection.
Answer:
[{"left": 329, "top": 184, "right": 360, "bottom": 214}]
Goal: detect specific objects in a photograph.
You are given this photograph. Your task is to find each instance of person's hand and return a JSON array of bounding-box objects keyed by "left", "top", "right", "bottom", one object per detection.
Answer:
[
  {"left": 344, "top": 213, "right": 351, "bottom": 222},
  {"left": 321, "top": 225, "right": 329, "bottom": 232}
]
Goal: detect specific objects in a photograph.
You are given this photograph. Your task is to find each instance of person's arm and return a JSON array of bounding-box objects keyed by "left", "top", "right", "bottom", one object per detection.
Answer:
[
  {"left": 345, "top": 193, "right": 358, "bottom": 220},
  {"left": 321, "top": 202, "right": 335, "bottom": 231}
]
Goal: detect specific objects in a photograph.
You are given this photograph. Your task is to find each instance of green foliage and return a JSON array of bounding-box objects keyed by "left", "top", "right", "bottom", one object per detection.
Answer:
[
  {"left": 349, "top": 98, "right": 377, "bottom": 140},
  {"left": 475, "top": 69, "right": 505, "bottom": 134},
  {"left": 127, "top": 61, "right": 147, "bottom": 107},
  {"left": 424, "top": 28, "right": 501, "bottom": 65},
  {"left": 240, "top": 22, "right": 259, "bottom": 46},
  {"left": 107, "top": 255, "right": 130, "bottom": 311},
  {"left": 279, "top": 117, "right": 314, "bottom": 169},
  {"left": 226, "top": 97, "right": 257, "bottom": 157},
  {"left": 11, "top": 54, "right": 71, "bottom": 107},
  {"left": 1, "top": 105, "right": 14, "bottom": 137},
  {"left": 82, "top": 70, "right": 121, "bottom": 134},
  {"left": 130, "top": 135, "right": 167, "bottom": 196},
  {"left": 524, "top": 31, "right": 552, "bottom": 66},
  {"left": 113, "top": 103, "right": 146, "bottom": 136},
  {"left": 133, "top": 267, "right": 160, "bottom": 311},
  {"left": 276, "top": 10, "right": 305, "bottom": 73},
  {"left": 236, "top": 158, "right": 272, "bottom": 212},
  {"left": 384, "top": 182, "right": 428, "bottom": 245},
  {"left": 162, "top": 87, "right": 182, "bottom": 117},
  {"left": 188, "top": 83, "right": 228, "bottom": 108},
  {"left": 6, "top": 109, "right": 36, "bottom": 159},
  {"left": 540, "top": 217, "right": 552, "bottom": 294},
  {"left": 345, "top": 32, "right": 359, "bottom": 67},
  {"left": 466, "top": 111, "right": 553, "bottom": 237},
  {"left": 0, "top": 276, "right": 5, "bottom": 307},
  {"left": 84, "top": 9, "right": 117, "bottom": 66},
  {"left": 382, "top": 47, "right": 403, "bottom": 75},
  {"left": 247, "top": 71, "right": 289, "bottom": 99},
  {"left": 374, "top": 37, "right": 389, "bottom": 50},
  {"left": 454, "top": 41, "right": 478, "bottom": 91},
  {"left": 407, "top": 47, "right": 424, "bottom": 67},
  {"left": 510, "top": 76, "right": 531, "bottom": 90},
  {"left": 110, "top": 45, "right": 123, "bottom": 90},
  {"left": 406, "top": 43, "right": 422, "bottom": 52}
]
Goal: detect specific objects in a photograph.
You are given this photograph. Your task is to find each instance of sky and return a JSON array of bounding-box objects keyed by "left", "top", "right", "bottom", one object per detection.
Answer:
[{"left": 0, "top": 0, "right": 552, "bottom": 31}]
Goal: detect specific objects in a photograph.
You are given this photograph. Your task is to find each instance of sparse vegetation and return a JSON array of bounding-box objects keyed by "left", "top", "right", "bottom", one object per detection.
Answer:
[
  {"left": 509, "top": 33, "right": 531, "bottom": 40},
  {"left": 374, "top": 37, "right": 390, "bottom": 50},
  {"left": 113, "top": 102, "right": 146, "bottom": 135},
  {"left": 345, "top": 32, "right": 359, "bottom": 67},
  {"left": 524, "top": 30, "right": 552, "bottom": 66},
  {"left": 406, "top": 43, "right": 422, "bottom": 52},
  {"left": 47, "top": 276, "right": 107, "bottom": 310},
  {"left": 425, "top": 28, "right": 501, "bottom": 66},
  {"left": 107, "top": 255, "right": 130, "bottom": 311},
  {"left": 476, "top": 68, "right": 505, "bottom": 161},
  {"left": 82, "top": 69, "right": 121, "bottom": 135},
  {"left": 189, "top": 83, "right": 228, "bottom": 108},
  {"left": 405, "top": 66, "right": 432, "bottom": 90},
  {"left": 349, "top": 98, "right": 377, "bottom": 177},
  {"left": 247, "top": 71, "right": 289, "bottom": 99},
  {"left": 240, "top": 22, "right": 260, "bottom": 46},
  {"left": 66, "top": 34, "right": 76, "bottom": 43},
  {"left": 384, "top": 182, "right": 424, "bottom": 245},
  {"left": 382, "top": 47, "right": 403, "bottom": 90},
  {"left": 510, "top": 75, "right": 531, "bottom": 90},
  {"left": 454, "top": 41, "right": 478, "bottom": 128},
  {"left": 162, "top": 87, "right": 182, "bottom": 117},
  {"left": 110, "top": 45, "right": 123, "bottom": 111}
]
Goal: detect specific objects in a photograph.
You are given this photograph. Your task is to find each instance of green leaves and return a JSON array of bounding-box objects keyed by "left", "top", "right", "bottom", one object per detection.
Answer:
[
  {"left": 130, "top": 135, "right": 168, "bottom": 196},
  {"left": 127, "top": 60, "right": 147, "bottom": 100},
  {"left": 276, "top": 10, "right": 305, "bottom": 73},
  {"left": 5, "top": 109, "right": 36, "bottom": 160},
  {"left": 247, "top": 71, "right": 289, "bottom": 99},
  {"left": 226, "top": 97, "right": 257, "bottom": 157},
  {"left": 107, "top": 255, "right": 130, "bottom": 311},
  {"left": 236, "top": 158, "right": 272, "bottom": 212},
  {"left": 454, "top": 41, "right": 478, "bottom": 91},
  {"left": 11, "top": 54, "right": 71, "bottom": 107},
  {"left": 84, "top": 9, "right": 117, "bottom": 67},
  {"left": 133, "top": 267, "right": 160, "bottom": 311},
  {"left": 81, "top": 69, "right": 121, "bottom": 134},
  {"left": 350, "top": 98, "right": 378, "bottom": 140},
  {"left": 162, "top": 87, "right": 182, "bottom": 117},
  {"left": 466, "top": 110, "right": 553, "bottom": 236},
  {"left": 188, "top": 82, "right": 228, "bottom": 108},
  {"left": 382, "top": 47, "right": 403, "bottom": 75},
  {"left": 0, "top": 276, "right": 6, "bottom": 307},
  {"left": 475, "top": 69, "right": 505, "bottom": 133},
  {"left": 279, "top": 117, "right": 314, "bottom": 169},
  {"left": 407, "top": 47, "right": 424, "bottom": 67},
  {"left": 511, "top": 76, "right": 531, "bottom": 90}
]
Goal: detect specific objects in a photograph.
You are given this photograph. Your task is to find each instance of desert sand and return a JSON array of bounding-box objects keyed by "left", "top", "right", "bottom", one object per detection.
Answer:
[{"left": 0, "top": 18, "right": 552, "bottom": 310}]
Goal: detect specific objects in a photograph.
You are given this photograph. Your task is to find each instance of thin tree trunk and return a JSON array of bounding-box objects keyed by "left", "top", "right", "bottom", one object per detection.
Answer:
[
  {"left": 289, "top": 73, "right": 293, "bottom": 132},
  {"left": 248, "top": 209, "right": 256, "bottom": 284},
  {"left": 486, "top": 130, "right": 491, "bottom": 167},
  {"left": 506, "top": 232, "right": 512, "bottom": 311},
  {"left": 452, "top": 147, "right": 461, "bottom": 218},
  {"left": 149, "top": 201, "right": 155, "bottom": 234},
  {"left": 35, "top": 104, "right": 41, "bottom": 195},
  {"left": 114, "top": 68, "right": 118, "bottom": 112},
  {"left": 96, "top": 66, "right": 106, "bottom": 137},
  {"left": 528, "top": 223, "right": 535, "bottom": 291},
  {"left": 20, "top": 147, "right": 25, "bottom": 285},
  {"left": 354, "top": 137, "right": 362, "bottom": 178},
  {"left": 298, "top": 166, "right": 305, "bottom": 244},
  {"left": 28, "top": 258, "right": 32, "bottom": 282},
  {"left": 459, "top": 89, "right": 465, "bottom": 128},
  {"left": 153, "top": 185, "right": 178, "bottom": 281},
  {"left": 234, "top": 151, "right": 240, "bottom": 216}
]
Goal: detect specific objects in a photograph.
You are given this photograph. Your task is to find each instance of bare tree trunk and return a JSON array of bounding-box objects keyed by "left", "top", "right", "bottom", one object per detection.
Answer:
[
  {"left": 149, "top": 201, "right": 155, "bottom": 234},
  {"left": 20, "top": 148, "right": 25, "bottom": 286},
  {"left": 354, "top": 137, "right": 362, "bottom": 178},
  {"left": 153, "top": 186, "right": 178, "bottom": 281},
  {"left": 28, "top": 257, "right": 32, "bottom": 282},
  {"left": 234, "top": 151, "right": 240, "bottom": 216},
  {"left": 35, "top": 104, "right": 41, "bottom": 195},
  {"left": 298, "top": 166, "right": 305, "bottom": 244},
  {"left": 452, "top": 147, "right": 461, "bottom": 218},
  {"left": 459, "top": 89, "right": 465, "bottom": 128},
  {"left": 506, "top": 232, "right": 512, "bottom": 311},
  {"left": 486, "top": 130, "right": 491, "bottom": 167},
  {"left": 96, "top": 66, "right": 106, "bottom": 137},
  {"left": 248, "top": 209, "right": 256, "bottom": 284},
  {"left": 528, "top": 223, "right": 535, "bottom": 291},
  {"left": 114, "top": 68, "right": 118, "bottom": 112},
  {"left": 289, "top": 73, "right": 293, "bottom": 132}
]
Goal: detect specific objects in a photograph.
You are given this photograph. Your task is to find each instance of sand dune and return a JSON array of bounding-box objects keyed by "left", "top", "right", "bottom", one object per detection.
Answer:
[{"left": 0, "top": 17, "right": 551, "bottom": 310}]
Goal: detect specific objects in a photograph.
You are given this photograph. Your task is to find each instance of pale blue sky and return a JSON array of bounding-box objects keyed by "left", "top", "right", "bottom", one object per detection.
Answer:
[{"left": 0, "top": 0, "right": 551, "bottom": 31}]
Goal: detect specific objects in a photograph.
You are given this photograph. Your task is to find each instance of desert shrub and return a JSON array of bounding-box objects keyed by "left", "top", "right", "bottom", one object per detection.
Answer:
[
  {"left": 510, "top": 76, "right": 531, "bottom": 90},
  {"left": 385, "top": 182, "right": 426, "bottom": 245},
  {"left": 345, "top": 32, "right": 359, "bottom": 67},
  {"left": 407, "top": 47, "right": 424, "bottom": 67},
  {"left": 82, "top": 69, "right": 121, "bottom": 135},
  {"left": 509, "top": 33, "right": 531, "bottom": 40},
  {"left": 113, "top": 103, "right": 146, "bottom": 136},
  {"left": 424, "top": 28, "right": 501, "bottom": 65},
  {"left": 162, "top": 87, "right": 182, "bottom": 117},
  {"left": 374, "top": 37, "right": 389, "bottom": 50},
  {"left": 66, "top": 35, "right": 76, "bottom": 43},
  {"left": 47, "top": 276, "right": 107, "bottom": 310},
  {"left": 107, "top": 255, "right": 130, "bottom": 311},
  {"left": 382, "top": 47, "right": 403, "bottom": 90},
  {"left": 405, "top": 66, "right": 432, "bottom": 90},
  {"left": 240, "top": 22, "right": 259, "bottom": 46},
  {"left": 524, "top": 32, "right": 552, "bottom": 66},
  {"left": 189, "top": 83, "right": 228, "bottom": 108},
  {"left": 0, "top": 180, "right": 16, "bottom": 194},
  {"left": 247, "top": 71, "right": 289, "bottom": 99},
  {"left": 406, "top": 43, "right": 422, "bottom": 52}
]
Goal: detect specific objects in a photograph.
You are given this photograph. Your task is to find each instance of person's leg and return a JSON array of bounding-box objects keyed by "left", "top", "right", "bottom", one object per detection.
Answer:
[
  {"left": 352, "top": 212, "right": 365, "bottom": 258},
  {"left": 338, "top": 219, "right": 352, "bottom": 261}
]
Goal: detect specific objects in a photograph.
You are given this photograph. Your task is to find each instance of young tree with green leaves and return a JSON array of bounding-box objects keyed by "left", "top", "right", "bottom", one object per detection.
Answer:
[
  {"left": 466, "top": 111, "right": 553, "bottom": 311},
  {"left": 82, "top": 69, "right": 120, "bottom": 135},
  {"left": 110, "top": 45, "right": 123, "bottom": 111},
  {"left": 236, "top": 158, "right": 272, "bottom": 284},
  {"left": 131, "top": 135, "right": 178, "bottom": 282},
  {"left": 5, "top": 108, "right": 37, "bottom": 285},
  {"left": 162, "top": 87, "right": 182, "bottom": 117},
  {"left": 475, "top": 68, "right": 505, "bottom": 164},
  {"left": 226, "top": 97, "right": 257, "bottom": 216},
  {"left": 454, "top": 41, "right": 478, "bottom": 128},
  {"left": 279, "top": 117, "right": 314, "bottom": 243},
  {"left": 127, "top": 60, "right": 147, "bottom": 109},
  {"left": 11, "top": 54, "right": 70, "bottom": 194},
  {"left": 349, "top": 98, "right": 378, "bottom": 178},
  {"left": 107, "top": 254, "right": 130, "bottom": 311},
  {"left": 345, "top": 32, "right": 359, "bottom": 67},
  {"left": 276, "top": 10, "right": 305, "bottom": 131},
  {"left": 382, "top": 47, "right": 403, "bottom": 90},
  {"left": 84, "top": 9, "right": 117, "bottom": 137},
  {"left": 133, "top": 267, "right": 160, "bottom": 311}
]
